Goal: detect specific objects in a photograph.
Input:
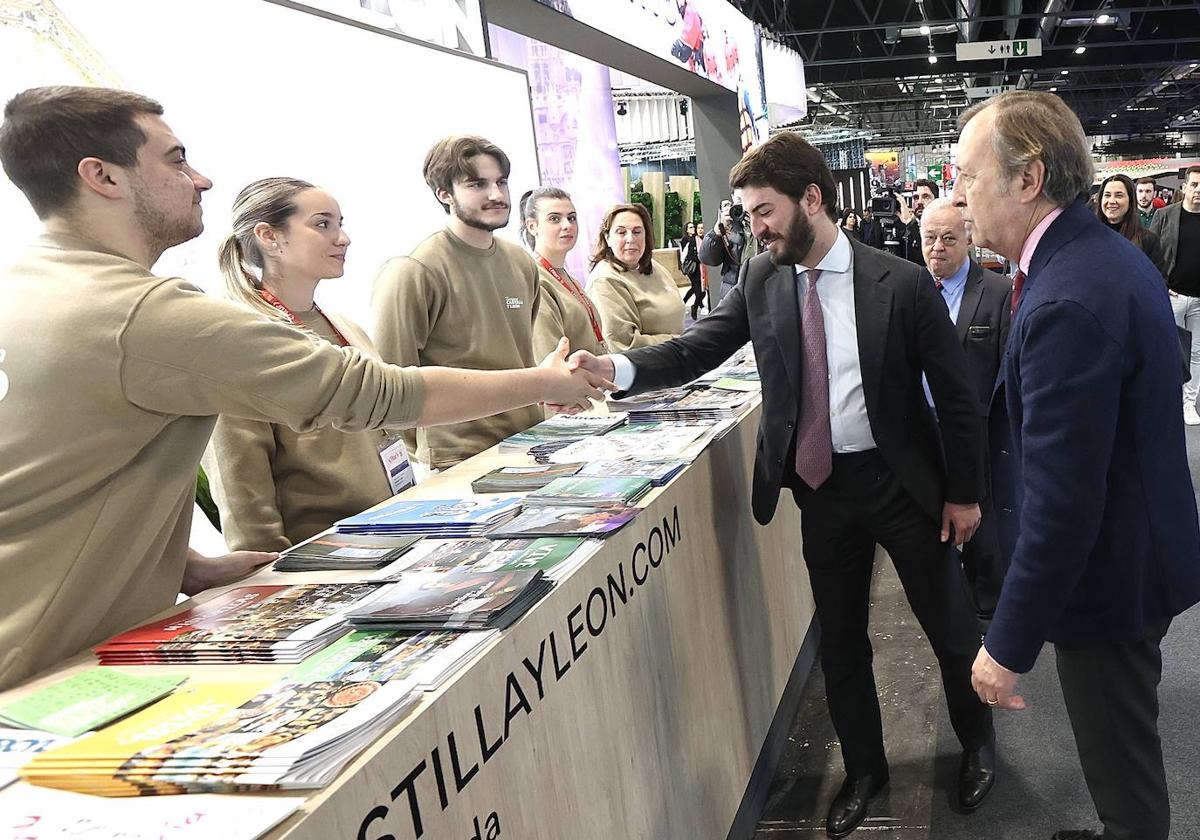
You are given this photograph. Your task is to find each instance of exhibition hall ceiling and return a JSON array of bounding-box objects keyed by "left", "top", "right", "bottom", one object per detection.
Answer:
[{"left": 739, "top": 0, "right": 1200, "bottom": 153}]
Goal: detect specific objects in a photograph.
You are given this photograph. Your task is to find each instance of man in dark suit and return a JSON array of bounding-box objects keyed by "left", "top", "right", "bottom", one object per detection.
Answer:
[
  {"left": 563, "top": 132, "right": 995, "bottom": 838},
  {"left": 918, "top": 197, "right": 1012, "bottom": 619},
  {"left": 957, "top": 91, "right": 1200, "bottom": 840},
  {"left": 1149, "top": 166, "right": 1200, "bottom": 425}
]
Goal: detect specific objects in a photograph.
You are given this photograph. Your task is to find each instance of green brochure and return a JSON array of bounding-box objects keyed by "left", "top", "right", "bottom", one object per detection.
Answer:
[{"left": 0, "top": 669, "right": 185, "bottom": 737}]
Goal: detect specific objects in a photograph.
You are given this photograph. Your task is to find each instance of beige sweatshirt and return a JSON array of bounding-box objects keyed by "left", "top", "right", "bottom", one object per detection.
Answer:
[
  {"left": 532, "top": 261, "right": 608, "bottom": 360},
  {"left": 372, "top": 229, "right": 542, "bottom": 469},
  {"left": 202, "top": 309, "right": 396, "bottom": 553},
  {"left": 588, "top": 258, "right": 686, "bottom": 352},
  {"left": 0, "top": 234, "right": 425, "bottom": 690}
]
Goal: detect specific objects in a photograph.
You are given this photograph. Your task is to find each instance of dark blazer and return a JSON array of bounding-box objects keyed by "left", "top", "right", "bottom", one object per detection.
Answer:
[
  {"left": 621, "top": 235, "right": 984, "bottom": 526},
  {"left": 944, "top": 261, "right": 1012, "bottom": 414},
  {"left": 859, "top": 218, "right": 885, "bottom": 250},
  {"left": 699, "top": 228, "right": 744, "bottom": 288},
  {"left": 986, "top": 200, "right": 1200, "bottom": 673},
  {"left": 1148, "top": 202, "right": 1182, "bottom": 278}
]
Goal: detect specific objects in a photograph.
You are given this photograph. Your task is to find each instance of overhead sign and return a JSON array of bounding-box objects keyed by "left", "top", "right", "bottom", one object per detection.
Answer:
[
  {"left": 955, "top": 39, "right": 1042, "bottom": 62},
  {"left": 966, "top": 85, "right": 1017, "bottom": 99},
  {"left": 927, "top": 164, "right": 942, "bottom": 182}
]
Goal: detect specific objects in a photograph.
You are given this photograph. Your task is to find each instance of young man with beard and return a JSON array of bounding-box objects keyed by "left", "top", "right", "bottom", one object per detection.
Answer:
[
  {"left": 562, "top": 131, "right": 994, "bottom": 838},
  {"left": 0, "top": 89, "right": 607, "bottom": 691},
  {"left": 896, "top": 178, "right": 939, "bottom": 266},
  {"left": 373, "top": 136, "right": 543, "bottom": 470}
]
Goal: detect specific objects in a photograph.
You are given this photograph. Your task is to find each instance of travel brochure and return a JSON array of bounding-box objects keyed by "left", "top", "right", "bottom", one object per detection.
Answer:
[
  {"left": 547, "top": 420, "right": 734, "bottom": 464},
  {"left": 573, "top": 458, "right": 688, "bottom": 486},
  {"left": 526, "top": 475, "right": 652, "bottom": 507},
  {"left": 470, "top": 461, "right": 585, "bottom": 493},
  {"left": 370, "top": 536, "right": 593, "bottom": 581},
  {"left": 94, "top": 583, "right": 382, "bottom": 665},
  {"left": 348, "top": 568, "right": 553, "bottom": 631},
  {"left": 275, "top": 532, "right": 423, "bottom": 572},
  {"left": 335, "top": 496, "right": 522, "bottom": 537},
  {"left": 0, "top": 728, "right": 75, "bottom": 791},
  {"left": 485, "top": 504, "right": 640, "bottom": 539},
  {"left": 0, "top": 670, "right": 185, "bottom": 737},
  {"left": 498, "top": 411, "right": 628, "bottom": 453}
]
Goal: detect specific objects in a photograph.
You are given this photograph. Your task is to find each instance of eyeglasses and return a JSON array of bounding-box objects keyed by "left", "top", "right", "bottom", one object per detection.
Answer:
[{"left": 921, "top": 234, "right": 960, "bottom": 246}]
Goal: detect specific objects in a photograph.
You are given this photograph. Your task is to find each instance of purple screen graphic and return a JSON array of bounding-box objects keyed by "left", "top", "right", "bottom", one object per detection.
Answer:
[{"left": 488, "top": 24, "right": 625, "bottom": 284}]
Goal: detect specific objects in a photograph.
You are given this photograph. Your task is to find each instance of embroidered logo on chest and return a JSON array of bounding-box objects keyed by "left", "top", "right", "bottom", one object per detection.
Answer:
[{"left": 504, "top": 296, "right": 524, "bottom": 310}]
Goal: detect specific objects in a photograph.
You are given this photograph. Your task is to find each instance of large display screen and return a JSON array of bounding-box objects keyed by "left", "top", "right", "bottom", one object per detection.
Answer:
[
  {"left": 532, "top": 0, "right": 769, "bottom": 147},
  {"left": 0, "top": 0, "right": 539, "bottom": 329}
]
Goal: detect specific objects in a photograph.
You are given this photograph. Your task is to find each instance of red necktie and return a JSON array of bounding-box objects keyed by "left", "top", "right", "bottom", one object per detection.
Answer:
[
  {"left": 794, "top": 269, "right": 833, "bottom": 489},
  {"left": 1010, "top": 270, "right": 1026, "bottom": 317},
  {"left": 935, "top": 278, "right": 944, "bottom": 291}
]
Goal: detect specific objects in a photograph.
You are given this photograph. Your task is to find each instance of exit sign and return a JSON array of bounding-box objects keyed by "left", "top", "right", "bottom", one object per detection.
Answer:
[
  {"left": 955, "top": 39, "right": 1042, "bottom": 61},
  {"left": 966, "top": 85, "right": 1017, "bottom": 99}
]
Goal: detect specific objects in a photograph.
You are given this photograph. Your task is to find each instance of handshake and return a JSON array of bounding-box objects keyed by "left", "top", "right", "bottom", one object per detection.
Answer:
[{"left": 538, "top": 339, "right": 616, "bottom": 414}]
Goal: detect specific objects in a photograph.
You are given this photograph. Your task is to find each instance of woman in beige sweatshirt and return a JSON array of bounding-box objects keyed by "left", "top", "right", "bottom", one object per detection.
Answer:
[
  {"left": 587, "top": 203, "right": 685, "bottom": 351},
  {"left": 520, "top": 186, "right": 608, "bottom": 359},
  {"left": 203, "top": 178, "right": 405, "bottom": 552}
]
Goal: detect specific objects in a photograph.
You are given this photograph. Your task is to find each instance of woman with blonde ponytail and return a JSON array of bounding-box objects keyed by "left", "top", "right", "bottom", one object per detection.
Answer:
[{"left": 203, "top": 178, "right": 412, "bottom": 552}]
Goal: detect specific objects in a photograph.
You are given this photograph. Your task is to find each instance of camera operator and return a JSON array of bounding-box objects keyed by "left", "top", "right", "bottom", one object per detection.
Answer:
[
  {"left": 895, "top": 179, "right": 939, "bottom": 266},
  {"left": 700, "top": 198, "right": 748, "bottom": 307}
]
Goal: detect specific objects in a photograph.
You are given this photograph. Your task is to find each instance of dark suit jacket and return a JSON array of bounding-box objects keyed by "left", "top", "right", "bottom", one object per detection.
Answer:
[
  {"left": 1148, "top": 202, "right": 1182, "bottom": 278},
  {"left": 945, "top": 261, "right": 1012, "bottom": 414},
  {"left": 621, "top": 236, "right": 984, "bottom": 526},
  {"left": 986, "top": 200, "right": 1200, "bottom": 673}
]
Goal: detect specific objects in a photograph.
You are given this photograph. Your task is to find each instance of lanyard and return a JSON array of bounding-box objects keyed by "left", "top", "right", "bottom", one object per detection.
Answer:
[
  {"left": 536, "top": 255, "right": 606, "bottom": 346},
  {"left": 259, "top": 288, "right": 351, "bottom": 348}
]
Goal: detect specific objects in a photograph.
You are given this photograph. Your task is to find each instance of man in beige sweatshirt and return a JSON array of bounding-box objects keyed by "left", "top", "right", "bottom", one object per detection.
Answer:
[
  {"left": 373, "top": 135, "right": 543, "bottom": 470},
  {"left": 0, "top": 86, "right": 608, "bottom": 690}
]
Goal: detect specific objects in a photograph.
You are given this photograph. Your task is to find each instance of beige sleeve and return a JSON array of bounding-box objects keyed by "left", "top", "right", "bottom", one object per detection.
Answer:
[
  {"left": 119, "top": 279, "right": 425, "bottom": 432},
  {"left": 371, "top": 257, "right": 435, "bottom": 455},
  {"left": 202, "top": 417, "right": 289, "bottom": 553},
  {"left": 532, "top": 277, "right": 568, "bottom": 360},
  {"left": 591, "top": 274, "right": 676, "bottom": 351}
]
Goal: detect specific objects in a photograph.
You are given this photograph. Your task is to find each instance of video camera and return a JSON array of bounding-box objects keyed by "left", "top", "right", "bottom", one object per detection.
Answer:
[{"left": 868, "top": 188, "right": 904, "bottom": 257}]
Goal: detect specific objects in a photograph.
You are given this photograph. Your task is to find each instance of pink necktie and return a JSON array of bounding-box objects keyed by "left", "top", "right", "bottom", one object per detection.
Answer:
[
  {"left": 794, "top": 269, "right": 833, "bottom": 489},
  {"left": 1010, "top": 269, "right": 1026, "bottom": 317}
]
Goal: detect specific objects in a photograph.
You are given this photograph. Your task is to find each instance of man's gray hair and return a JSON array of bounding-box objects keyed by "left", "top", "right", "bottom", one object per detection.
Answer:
[{"left": 958, "top": 91, "right": 1094, "bottom": 208}]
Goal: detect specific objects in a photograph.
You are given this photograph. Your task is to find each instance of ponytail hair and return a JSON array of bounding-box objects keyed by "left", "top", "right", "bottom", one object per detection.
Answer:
[
  {"left": 216, "top": 176, "right": 315, "bottom": 323},
  {"left": 519, "top": 185, "right": 572, "bottom": 250}
]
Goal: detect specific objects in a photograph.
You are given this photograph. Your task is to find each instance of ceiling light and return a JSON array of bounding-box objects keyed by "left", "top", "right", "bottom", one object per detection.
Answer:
[
  {"left": 1102, "top": 119, "right": 1108, "bottom": 125},
  {"left": 940, "top": 93, "right": 947, "bottom": 99},
  {"left": 1096, "top": 13, "right": 1111, "bottom": 24},
  {"left": 1061, "top": 70, "right": 1069, "bottom": 75},
  {"left": 1049, "top": 86, "right": 1058, "bottom": 92},
  {"left": 1111, "top": 113, "right": 1117, "bottom": 118},
  {"left": 928, "top": 54, "right": 938, "bottom": 64},
  {"left": 1192, "top": 63, "right": 1199, "bottom": 69},
  {"left": 1074, "top": 45, "right": 1086, "bottom": 55},
  {"left": 919, "top": 24, "right": 931, "bottom": 35}
]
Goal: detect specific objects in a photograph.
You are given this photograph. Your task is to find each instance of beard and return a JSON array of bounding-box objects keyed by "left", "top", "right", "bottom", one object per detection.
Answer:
[
  {"left": 765, "top": 209, "right": 816, "bottom": 267},
  {"left": 454, "top": 200, "right": 510, "bottom": 233},
  {"left": 130, "top": 179, "right": 202, "bottom": 259}
]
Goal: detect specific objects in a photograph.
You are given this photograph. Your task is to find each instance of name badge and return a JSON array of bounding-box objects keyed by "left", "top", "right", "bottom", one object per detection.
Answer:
[{"left": 378, "top": 434, "right": 415, "bottom": 495}]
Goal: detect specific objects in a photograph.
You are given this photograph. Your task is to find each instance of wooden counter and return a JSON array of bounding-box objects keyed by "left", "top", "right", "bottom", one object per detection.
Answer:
[{"left": 1, "top": 402, "right": 817, "bottom": 840}]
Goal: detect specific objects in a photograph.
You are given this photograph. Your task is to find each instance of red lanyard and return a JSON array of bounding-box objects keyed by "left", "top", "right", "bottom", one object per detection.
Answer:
[
  {"left": 536, "top": 255, "right": 606, "bottom": 346},
  {"left": 259, "top": 288, "right": 351, "bottom": 347}
]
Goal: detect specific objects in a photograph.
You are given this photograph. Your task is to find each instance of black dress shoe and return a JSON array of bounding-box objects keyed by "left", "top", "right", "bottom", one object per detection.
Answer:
[
  {"left": 1050, "top": 832, "right": 1101, "bottom": 840},
  {"left": 957, "top": 739, "right": 996, "bottom": 811},
  {"left": 826, "top": 771, "right": 889, "bottom": 838}
]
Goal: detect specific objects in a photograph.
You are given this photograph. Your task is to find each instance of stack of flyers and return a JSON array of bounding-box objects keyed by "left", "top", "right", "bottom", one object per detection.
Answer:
[
  {"left": 709, "top": 376, "right": 760, "bottom": 392},
  {"left": 498, "top": 412, "right": 627, "bottom": 453},
  {"left": 529, "top": 438, "right": 589, "bottom": 464},
  {"left": 548, "top": 420, "right": 732, "bottom": 464},
  {"left": 347, "top": 568, "right": 553, "bottom": 631},
  {"left": 525, "top": 476, "right": 652, "bottom": 507},
  {"left": 619, "top": 388, "right": 754, "bottom": 422},
  {"left": 93, "top": 584, "right": 382, "bottom": 665},
  {"left": 469, "top": 462, "right": 584, "bottom": 493},
  {"left": 574, "top": 458, "right": 688, "bottom": 486},
  {"left": 371, "top": 536, "right": 595, "bottom": 582},
  {"left": 22, "top": 630, "right": 491, "bottom": 796},
  {"left": 1, "top": 729, "right": 77, "bottom": 791},
  {"left": 485, "top": 504, "right": 639, "bottom": 540},
  {"left": 335, "top": 496, "right": 522, "bottom": 538},
  {"left": 275, "top": 532, "right": 422, "bottom": 572}
]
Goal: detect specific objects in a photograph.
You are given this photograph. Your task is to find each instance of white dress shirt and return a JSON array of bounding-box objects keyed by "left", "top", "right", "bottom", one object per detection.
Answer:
[
  {"left": 797, "top": 231, "right": 876, "bottom": 452},
  {"left": 611, "top": 230, "right": 876, "bottom": 453}
]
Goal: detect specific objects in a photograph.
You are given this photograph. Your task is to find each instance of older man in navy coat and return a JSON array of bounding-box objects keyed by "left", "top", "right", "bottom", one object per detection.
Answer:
[{"left": 955, "top": 91, "right": 1200, "bottom": 840}]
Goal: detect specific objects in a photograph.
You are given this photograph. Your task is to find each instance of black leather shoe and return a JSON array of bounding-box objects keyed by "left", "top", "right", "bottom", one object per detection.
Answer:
[
  {"left": 826, "top": 771, "right": 889, "bottom": 838},
  {"left": 1050, "top": 832, "right": 1100, "bottom": 840},
  {"left": 957, "top": 739, "right": 996, "bottom": 811}
]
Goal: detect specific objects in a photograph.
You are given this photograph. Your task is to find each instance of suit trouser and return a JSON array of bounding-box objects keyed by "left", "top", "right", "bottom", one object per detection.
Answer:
[
  {"left": 794, "top": 449, "right": 993, "bottom": 777},
  {"left": 1170, "top": 293, "right": 1200, "bottom": 405},
  {"left": 958, "top": 494, "right": 1006, "bottom": 617},
  {"left": 1055, "top": 618, "right": 1172, "bottom": 840}
]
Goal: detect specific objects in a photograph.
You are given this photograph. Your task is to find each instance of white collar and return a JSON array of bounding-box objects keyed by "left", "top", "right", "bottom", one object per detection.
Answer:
[{"left": 794, "top": 229, "right": 852, "bottom": 276}]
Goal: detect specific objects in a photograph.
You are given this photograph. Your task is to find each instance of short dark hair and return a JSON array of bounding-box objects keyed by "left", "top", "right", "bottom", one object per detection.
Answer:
[
  {"left": 592, "top": 203, "right": 656, "bottom": 275},
  {"left": 0, "top": 86, "right": 163, "bottom": 219},
  {"left": 729, "top": 131, "right": 838, "bottom": 222},
  {"left": 422, "top": 135, "right": 511, "bottom": 215},
  {"left": 1185, "top": 165, "right": 1200, "bottom": 182},
  {"left": 913, "top": 178, "right": 940, "bottom": 198},
  {"left": 1135, "top": 177, "right": 1157, "bottom": 187}
]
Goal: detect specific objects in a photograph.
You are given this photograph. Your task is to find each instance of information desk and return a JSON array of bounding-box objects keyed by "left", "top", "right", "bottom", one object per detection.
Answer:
[{"left": 1, "top": 402, "right": 816, "bottom": 840}]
